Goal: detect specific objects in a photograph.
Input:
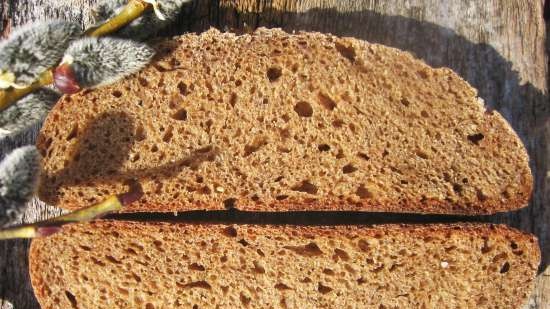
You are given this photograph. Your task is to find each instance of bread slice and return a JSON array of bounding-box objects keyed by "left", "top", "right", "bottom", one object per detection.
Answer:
[
  {"left": 36, "top": 28, "right": 532, "bottom": 214},
  {"left": 29, "top": 220, "right": 539, "bottom": 309}
]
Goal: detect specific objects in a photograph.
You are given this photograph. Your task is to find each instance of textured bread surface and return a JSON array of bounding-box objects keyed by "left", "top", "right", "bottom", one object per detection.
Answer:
[
  {"left": 30, "top": 221, "right": 540, "bottom": 309},
  {"left": 37, "top": 28, "right": 532, "bottom": 214}
]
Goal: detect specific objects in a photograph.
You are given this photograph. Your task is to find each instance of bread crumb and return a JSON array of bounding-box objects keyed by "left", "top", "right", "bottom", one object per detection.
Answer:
[{"left": 441, "top": 261, "right": 449, "bottom": 268}]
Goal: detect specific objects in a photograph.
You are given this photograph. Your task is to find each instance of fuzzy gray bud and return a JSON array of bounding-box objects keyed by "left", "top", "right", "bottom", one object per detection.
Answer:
[
  {"left": 61, "top": 37, "right": 155, "bottom": 89},
  {"left": 93, "top": 0, "right": 191, "bottom": 41},
  {"left": 0, "top": 146, "right": 41, "bottom": 227},
  {"left": 0, "top": 89, "right": 60, "bottom": 140},
  {"left": 0, "top": 21, "right": 82, "bottom": 85}
]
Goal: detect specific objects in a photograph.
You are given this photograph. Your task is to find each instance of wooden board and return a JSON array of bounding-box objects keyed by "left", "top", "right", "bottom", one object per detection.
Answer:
[{"left": 0, "top": 0, "right": 548, "bottom": 308}]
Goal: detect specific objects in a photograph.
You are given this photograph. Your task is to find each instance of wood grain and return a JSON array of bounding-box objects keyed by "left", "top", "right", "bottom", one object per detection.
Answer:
[{"left": 0, "top": 0, "right": 548, "bottom": 308}]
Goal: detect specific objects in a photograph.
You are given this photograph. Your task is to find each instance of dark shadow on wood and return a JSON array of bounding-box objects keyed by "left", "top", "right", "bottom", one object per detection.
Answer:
[{"left": 0, "top": 239, "right": 39, "bottom": 309}]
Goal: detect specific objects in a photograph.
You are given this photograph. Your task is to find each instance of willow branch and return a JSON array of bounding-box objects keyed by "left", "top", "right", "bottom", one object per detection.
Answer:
[
  {"left": 0, "top": 0, "right": 152, "bottom": 111},
  {"left": 0, "top": 71, "right": 53, "bottom": 112},
  {"left": 85, "top": 0, "right": 151, "bottom": 37},
  {"left": 0, "top": 181, "right": 143, "bottom": 240}
]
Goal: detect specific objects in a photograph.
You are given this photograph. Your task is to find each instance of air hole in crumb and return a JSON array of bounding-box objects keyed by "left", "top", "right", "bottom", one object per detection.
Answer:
[
  {"left": 253, "top": 261, "right": 265, "bottom": 274},
  {"left": 510, "top": 242, "right": 518, "bottom": 250},
  {"left": 151, "top": 145, "right": 159, "bottom": 153},
  {"left": 229, "top": 92, "right": 238, "bottom": 107},
  {"left": 335, "top": 41, "right": 356, "bottom": 62},
  {"left": 244, "top": 137, "right": 268, "bottom": 157},
  {"left": 66, "top": 124, "right": 78, "bottom": 140},
  {"left": 318, "top": 144, "right": 331, "bottom": 152},
  {"left": 267, "top": 66, "right": 283, "bottom": 82},
  {"left": 451, "top": 183, "right": 463, "bottom": 195},
  {"left": 223, "top": 226, "right": 237, "bottom": 237},
  {"left": 135, "top": 125, "right": 146, "bottom": 141},
  {"left": 283, "top": 242, "right": 323, "bottom": 257},
  {"left": 223, "top": 198, "right": 237, "bottom": 209},
  {"left": 333, "top": 248, "right": 350, "bottom": 261},
  {"left": 189, "top": 263, "right": 205, "bottom": 271},
  {"left": 467, "top": 133, "right": 484, "bottom": 145},
  {"left": 323, "top": 268, "right": 335, "bottom": 275},
  {"left": 357, "top": 153, "right": 370, "bottom": 160},
  {"left": 138, "top": 77, "right": 148, "bottom": 87},
  {"left": 177, "top": 81, "right": 188, "bottom": 96},
  {"left": 318, "top": 283, "right": 333, "bottom": 294},
  {"left": 416, "top": 149, "right": 429, "bottom": 159},
  {"left": 476, "top": 189, "right": 488, "bottom": 202},
  {"left": 172, "top": 109, "right": 188, "bottom": 121},
  {"left": 79, "top": 245, "right": 92, "bottom": 251},
  {"left": 238, "top": 239, "right": 249, "bottom": 246},
  {"left": 342, "top": 164, "right": 358, "bottom": 174},
  {"left": 480, "top": 239, "right": 492, "bottom": 254},
  {"left": 275, "top": 283, "right": 292, "bottom": 290},
  {"left": 112, "top": 90, "right": 122, "bottom": 98},
  {"left": 294, "top": 101, "right": 313, "bottom": 117},
  {"left": 276, "top": 195, "right": 288, "bottom": 200},
  {"left": 162, "top": 126, "right": 173, "bottom": 142},
  {"left": 332, "top": 119, "right": 344, "bottom": 128},
  {"left": 240, "top": 293, "right": 251, "bottom": 306},
  {"left": 356, "top": 185, "right": 373, "bottom": 198},
  {"left": 500, "top": 262, "right": 510, "bottom": 273},
  {"left": 317, "top": 93, "right": 337, "bottom": 111},
  {"left": 105, "top": 255, "right": 122, "bottom": 264},
  {"left": 181, "top": 281, "right": 212, "bottom": 290},
  {"left": 420, "top": 110, "right": 429, "bottom": 117},
  {"left": 291, "top": 181, "right": 318, "bottom": 195},
  {"left": 358, "top": 239, "right": 370, "bottom": 252},
  {"left": 281, "top": 114, "right": 290, "bottom": 122},
  {"left": 65, "top": 291, "right": 77, "bottom": 308}
]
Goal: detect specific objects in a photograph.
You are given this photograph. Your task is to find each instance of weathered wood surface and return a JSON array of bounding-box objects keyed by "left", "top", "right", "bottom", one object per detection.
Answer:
[{"left": 0, "top": 0, "right": 548, "bottom": 308}]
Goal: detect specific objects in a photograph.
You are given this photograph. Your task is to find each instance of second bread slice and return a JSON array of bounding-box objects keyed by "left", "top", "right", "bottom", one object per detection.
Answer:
[
  {"left": 37, "top": 28, "right": 532, "bottom": 214},
  {"left": 30, "top": 221, "right": 540, "bottom": 309}
]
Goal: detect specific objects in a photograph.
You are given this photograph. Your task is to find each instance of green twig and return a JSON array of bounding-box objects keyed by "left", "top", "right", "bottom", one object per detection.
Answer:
[
  {"left": 85, "top": 0, "right": 151, "bottom": 37},
  {"left": 0, "top": 195, "right": 123, "bottom": 240}
]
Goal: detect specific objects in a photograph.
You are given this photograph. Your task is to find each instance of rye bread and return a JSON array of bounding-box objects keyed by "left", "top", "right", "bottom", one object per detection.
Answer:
[
  {"left": 36, "top": 28, "right": 532, "bottom": 214},
  {"left": 29, "top": 221, "right": 540, "bottom": 309}
]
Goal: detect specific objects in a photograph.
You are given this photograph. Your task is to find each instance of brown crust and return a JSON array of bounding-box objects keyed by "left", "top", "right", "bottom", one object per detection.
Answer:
[{"left": 29, "top": 220, "right": 540, "bottom": 309}]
